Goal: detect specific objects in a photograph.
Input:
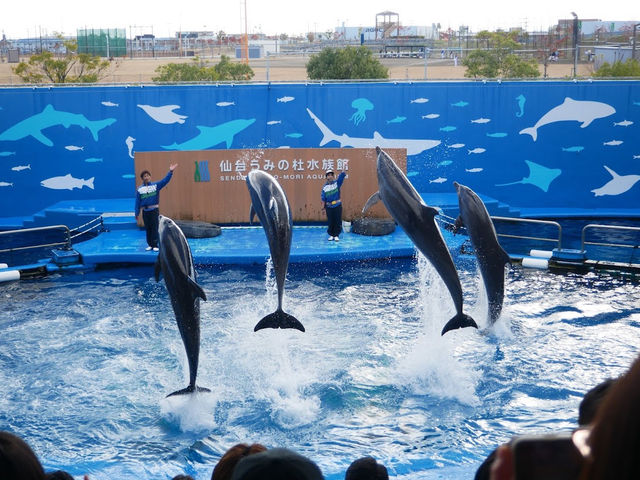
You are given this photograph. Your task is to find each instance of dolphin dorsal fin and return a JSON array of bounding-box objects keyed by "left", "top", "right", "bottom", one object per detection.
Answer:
[
  {"left": 603, "top": 165, "right": 619, "bottom": 178},
  {"left": 188, "top": 277, "right": 207, "bottom": 301},
  {"left": 362, "top": 192, "right": 381, "bottom": 214},
  {"left": 422, "top": 204, "right": 439, "bottom": 218}
]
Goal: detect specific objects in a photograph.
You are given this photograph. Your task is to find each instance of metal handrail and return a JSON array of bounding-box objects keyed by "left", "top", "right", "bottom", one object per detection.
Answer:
[
  {"left": 581, "top": 224, "right": 640, "bottom": 251},
  {"left": 0, "top": 224, "right": 72, "bottom": 254},
  {"left": 69, "top": 216, "right": 104, "bottom": 240},
  {"left": 491, "top": 216, "right": 563, "bottom": 250}
]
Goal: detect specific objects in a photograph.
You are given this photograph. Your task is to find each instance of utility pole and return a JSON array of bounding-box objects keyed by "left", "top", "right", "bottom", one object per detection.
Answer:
[
  {"left": 242, "top": 0, "right": 249, "bottom": 65},
  {"left": 571, "top": 12, "right": 579, "bottom": 78},
  {"left": 633, "top": 23, "right": 640, "bottom": 61}
]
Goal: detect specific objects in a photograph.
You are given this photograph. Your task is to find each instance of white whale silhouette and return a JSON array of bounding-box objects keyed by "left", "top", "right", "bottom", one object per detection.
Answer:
[
  {"left": 137, "top": 104, "right": 187, "bottom": 124},
  {"left": 591, "top": 166, "right": 640, "bottom": 197},
  {"left": 520, "top": 97, "right": 615, "bottom": 141}
]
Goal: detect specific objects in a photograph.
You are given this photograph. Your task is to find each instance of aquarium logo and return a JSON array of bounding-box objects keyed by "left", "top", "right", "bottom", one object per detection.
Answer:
[{"left": 194, "top": 160, "right": 211, "bottom": 182}]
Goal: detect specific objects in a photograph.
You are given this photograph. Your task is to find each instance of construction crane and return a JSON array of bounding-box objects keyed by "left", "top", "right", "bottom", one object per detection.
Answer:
[{"left": 242, "top": 0, "right": 249, "bottom": 65}]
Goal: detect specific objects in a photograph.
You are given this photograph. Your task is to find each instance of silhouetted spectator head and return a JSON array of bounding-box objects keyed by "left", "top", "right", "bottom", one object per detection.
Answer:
[
  {"left": 580, "top": 355, "right": 640, "bottom": 480},
  {"left": 172, "top": 475, "right": 195, "bottom": 480},
  {"left": 211, "top": 443, "right": 267, "bottom": 480},
  {"left": 0, "top": 431, "right": 45, "bottom": 480},
  {"left": 345, "top": 456, "right": 389, "bottom": 480},
  {"left": 45, "top": 471, "right": 75, "bottom": 480},
  {"left": 230, "top": 447, "right": 322, "bottom": 480},
  {"left": 578, "top": 378, "right": 615, "bottom": 426}
]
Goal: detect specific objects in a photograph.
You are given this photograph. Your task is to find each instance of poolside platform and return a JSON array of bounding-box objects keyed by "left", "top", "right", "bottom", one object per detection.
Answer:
[{"left": 0, "top": 195, "right": 475, "bottom": 273}]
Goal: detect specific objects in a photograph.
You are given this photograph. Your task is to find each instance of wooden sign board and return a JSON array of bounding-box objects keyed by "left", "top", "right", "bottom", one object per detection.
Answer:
[{"left": 134, "top": 148, "right": 407, "bottom": 224}]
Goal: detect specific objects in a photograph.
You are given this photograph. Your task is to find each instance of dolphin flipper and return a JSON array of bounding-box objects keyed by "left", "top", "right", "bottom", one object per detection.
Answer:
[
  {"left": 254, "top": 308, "right": 305, "bottom": 332},
  {"left": 441, "top": 312, "right": 478, "bottom": 336},
  {"left": 166, "top": 385, "right": 212, "bottom": 397},
  {"left": 187, "top": 277, "right": 207, "bottom": 301},
  {"left": 154, "top": 258, "right": 162, "bottom": 281},
  {"left": 362, "top": 191, "right": 381, "bottom": 214}
]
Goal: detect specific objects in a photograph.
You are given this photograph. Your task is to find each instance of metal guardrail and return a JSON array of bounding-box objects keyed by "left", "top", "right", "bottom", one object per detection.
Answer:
[
  {"left": 0, "top": 216, "right": 105, "bottom": 254},
  {"left": 581, "top": 224, "right": 640, "bottom": 252},
  {"left": 491, "top": 216, "right": 563, "bottom": 250},
  {"left": 0, "top": 224, "right": 72, "bottom": 254}
]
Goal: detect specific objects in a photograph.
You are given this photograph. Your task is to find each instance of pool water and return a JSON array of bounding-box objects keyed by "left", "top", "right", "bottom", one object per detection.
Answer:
[{"left": 1, "top": 255, "right": 639, "bottom": 480}]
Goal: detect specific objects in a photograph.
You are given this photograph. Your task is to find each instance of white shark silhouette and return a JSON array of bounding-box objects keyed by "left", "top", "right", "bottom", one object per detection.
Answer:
[
  {"left": 519, "top": 97, "right": 615, "bottom": 141},
  {"left": 137, "top": 104, "right": 187, "bottom": 124},
  {"left": 591, "top": 166, "right": 640, "bottom": 197},
  {"left": 306, "top": 108, "right": 440, "bottom": 156}
]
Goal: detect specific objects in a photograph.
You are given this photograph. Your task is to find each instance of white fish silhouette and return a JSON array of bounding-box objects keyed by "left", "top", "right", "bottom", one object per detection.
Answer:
[
  {"left": 468, "top": 148, "right": 486, "bottom": 154},
  {"left": 11, "top": 164, "right": 31, "bottom": 171},
  {"left": 267, "top": 120, "right": 282, "bottom": 125},
  {"left": 41, "top": 174, "right": 94, "bottom": 190},
  {"left": 137, "top": 104, "right": 187, "bottom": 124},
  {"left": 466, "top": 167, "right": 483, "bottom": 173},
  {"left": 65, "top": 145, "right": 84, "bottom": 151},
  {"left": 410, "top": 98, "right": 429, "bottom": 104},
  {"left": 216, "top": 101, "right": 235, "bottom": 107},
  {"left": 448, "top": 143, "right": 465, "bottom": 149},
  {"left": 471, "top": 118, "right": 491, "bottom": 124},
  {"left": 603, "top": 140, "right": 623, "bottom": 146},
  {"left": 613, "top": 120, "right": 633, "bottom": 127},
  {"left": 634, "top": 155, "right": 640, "bottom": 159},
  {"left": 422, "top": 114, "right": 440, "bottom": 119},
  {"left": 277, "top": 96, "right": 295, "bottom": 103},
  {"left": 101, "top": 101, "right": 119, "bottom": 107},
  {"left": 430, "top": 177, "right": 447, "bottom": 183},
  {"left": 0, "top": 181, "right": 13, "bottom": 187},
  {"left": 125, "top": 136, "right": 136, "bottom": 159}
]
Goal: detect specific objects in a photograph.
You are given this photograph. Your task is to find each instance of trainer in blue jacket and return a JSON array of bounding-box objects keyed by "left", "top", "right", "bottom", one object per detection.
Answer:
[
  {"left": 321, "top": 168, "right": 347, "bottom": 241},
  {"left": 134, "top": 163, "right": 177, "bottom": 251}
]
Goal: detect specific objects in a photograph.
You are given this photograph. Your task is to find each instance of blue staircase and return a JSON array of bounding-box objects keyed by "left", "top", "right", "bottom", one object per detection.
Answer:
[{"left": 420, "top": 192, "right": 520, "bottom": 220}]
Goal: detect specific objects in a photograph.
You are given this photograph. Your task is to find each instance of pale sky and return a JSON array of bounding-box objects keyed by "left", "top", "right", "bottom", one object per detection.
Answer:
[{"left": 2, "top": 0, "right": 637, "bottom": 39}]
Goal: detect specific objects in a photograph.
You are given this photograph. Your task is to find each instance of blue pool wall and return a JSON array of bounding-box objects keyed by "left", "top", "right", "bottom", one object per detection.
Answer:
[{"left": 0, "top": 80, "right": 639, "bottom": 218}]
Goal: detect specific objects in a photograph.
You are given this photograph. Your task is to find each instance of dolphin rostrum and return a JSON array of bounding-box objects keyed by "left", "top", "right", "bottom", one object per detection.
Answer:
[
  {"left": 453, "top": 182, "right": 511, "bottom": 325},
  {"left": 246, "top": 170, "right": 304, "bottom": 332},
  {"left": 155, "top": 216, "right": 210, "bottom": 396},
  {"left": 363, "top": 147, "right": 477, "bottom": 335}
]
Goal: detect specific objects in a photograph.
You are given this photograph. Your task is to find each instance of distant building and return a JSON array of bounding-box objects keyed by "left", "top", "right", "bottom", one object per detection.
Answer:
[{"left": 593, "top": 45, "right": 635, "bottom": 69}]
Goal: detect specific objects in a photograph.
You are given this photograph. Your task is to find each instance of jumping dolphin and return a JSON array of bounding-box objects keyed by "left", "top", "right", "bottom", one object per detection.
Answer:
[
  {"left": 246, "top": 170, "right": 305, "bottom": 332},
  {"left": 453, "top": 182, "right": 511, "bottom": 325},
  {"left": 363, "top": 147, "right": 477, "bottom": 335},
  {"left": 155, "top": 216, "right": 210, "bottom": 396}
]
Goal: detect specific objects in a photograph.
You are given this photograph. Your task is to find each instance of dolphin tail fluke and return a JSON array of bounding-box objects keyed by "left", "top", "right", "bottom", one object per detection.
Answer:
[
  {"left": 166, "top": 385, "right": 211, "bottom": 397},
  {"left": 254, "top": 308, "right": 305, "bottom": 332},
  {"left": 519, "top": 127, "right": 537, "bottom": 141},
  {"left": 89, "top": 118, "right": 116, "bottom": 141},
  {"left": 441, "top": 312, "right": 478, "bottom": 336}
]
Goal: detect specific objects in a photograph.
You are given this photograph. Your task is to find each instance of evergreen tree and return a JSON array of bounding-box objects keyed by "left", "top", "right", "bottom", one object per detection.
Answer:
[{"left": 306, "top": 46, "right": 388, "bottom": 80}]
